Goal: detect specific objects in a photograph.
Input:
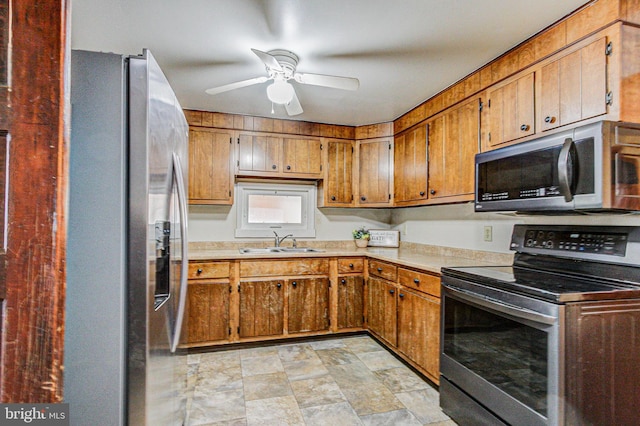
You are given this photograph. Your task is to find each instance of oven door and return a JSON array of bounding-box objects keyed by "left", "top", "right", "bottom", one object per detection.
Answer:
[{"left": 440, "top": 276, "right": 564, "bottom": 426}]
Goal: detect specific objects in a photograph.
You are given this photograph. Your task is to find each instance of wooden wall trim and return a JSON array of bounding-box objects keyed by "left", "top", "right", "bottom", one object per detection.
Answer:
[{"left": 1, "top": 0, "right": 68, "bottom": 403}]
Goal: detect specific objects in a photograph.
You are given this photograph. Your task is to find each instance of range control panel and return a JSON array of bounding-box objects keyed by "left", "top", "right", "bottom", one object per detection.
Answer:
[{"left": 517, "top": 228, "right": 627, "bottom": 256}]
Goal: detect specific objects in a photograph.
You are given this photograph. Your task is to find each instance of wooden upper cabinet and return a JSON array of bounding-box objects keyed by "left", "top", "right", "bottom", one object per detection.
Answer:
[
  {"left": 188, "top": 127, "right": 234, "bottom": 205},
  {"left": 394, "top": 124, "right": 428, "bottom": 205},
  {"left": 282, "top": 137, "right": 322, "bottom": 176},
  {"left": 428, "top": 97, "right": 480, "bottom": 201},
  {"left": 356, "top": 138, "right": 393, "bottom": 207},
  {"left": 539, "top": 37, "right": 608, "bottom": 132},
  {"left": 237, "top": 132, "right": 281, "bottom": 174},
  {"left": 320, "top": 139, "right": 354, "bottom": 207},
  {"left": 485, "top": 72, "right": 535, "bottom": 150}
]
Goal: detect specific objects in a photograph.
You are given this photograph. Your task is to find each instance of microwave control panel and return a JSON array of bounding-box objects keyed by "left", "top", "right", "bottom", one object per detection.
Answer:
[{"left": 521, "top": 229, "right": 627, "bottom": 256}]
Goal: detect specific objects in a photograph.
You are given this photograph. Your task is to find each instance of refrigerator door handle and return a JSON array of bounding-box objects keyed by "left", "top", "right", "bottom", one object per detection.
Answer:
[{"left": 171, "top": 152, "right": 189, "bottom": 353}]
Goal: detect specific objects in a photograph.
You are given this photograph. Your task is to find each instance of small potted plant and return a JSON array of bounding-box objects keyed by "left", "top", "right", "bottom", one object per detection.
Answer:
[{"left": 352, "top": 226, "right": 370, "bottom": 248}]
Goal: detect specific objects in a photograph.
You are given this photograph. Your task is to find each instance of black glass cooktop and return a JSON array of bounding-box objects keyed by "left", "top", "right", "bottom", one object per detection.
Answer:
[{"left": 443, "top": 260, "right": 640, "bottom": 303}]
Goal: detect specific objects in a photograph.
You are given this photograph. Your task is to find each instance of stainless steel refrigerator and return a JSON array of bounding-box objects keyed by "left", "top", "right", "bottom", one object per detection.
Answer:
[{"left": 66, "top": 49, "right": 189, "bottom": 425}]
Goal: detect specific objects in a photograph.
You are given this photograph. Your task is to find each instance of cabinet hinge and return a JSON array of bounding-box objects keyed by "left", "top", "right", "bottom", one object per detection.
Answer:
[
  {"left": 487, "top": 99, "right": 491, "bottom": 108},
  {"left": 229, "top": 285, "right": 232, "bottom": 293},
  {"left": 320, "top": 143, "right": 323, "bottom": 150},
  {"left": 389, "top": 143, "right": 392, "bottom": 150},
  {"left": 328, "top": 280, "right": 332, "bottom": 288},
  {"left": 320, "top": 164, "right": 323, "bottom": 171},
  {"left": 237, "top": 326, "right": 240, "bottom": 334},
  {"left": 351, "top": 194, "right": 354, "bottom": 201},
  {"left": 229, "top": 190, "right": 232, "bottom": 197},
  {"left": 237, "top": 284, "right": 240, "bottom": 293},
  {"left": 606, "top": 91, "right": 614, "bottom": 106},
  {"left": 237, "top": 137, "right": 240, "bottom": 144},
  {"left": 479, "top": 101, "right": 484, "bottom": 112},
  {"left": 606, "top": 42, "right": 613, "bottom": 56},
  {"left": 488, "top": 132, "right": 491, "bottom": 142},
  {"left": 229, "top": 137, "right": 232, "bottom": 144},
  {"left": 351, "top": 146, "right": 354, "bottom": 153},
  {"left": 229, "top": 327, "right": 231, "bottom": 336},
  {"left": 388, "top": 194, "right": 391, "bottom": 200}
]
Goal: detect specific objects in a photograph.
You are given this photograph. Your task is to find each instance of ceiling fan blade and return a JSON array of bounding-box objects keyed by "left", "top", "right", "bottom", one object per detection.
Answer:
[
  {"left": 285, "top": 88, "right": 303, "bottom": 116},
  {"left": 205, "top": 76, "right": 269, "bottom": 95},
  {"left": 251, "top": 48, "right": 283, "bottom": 72},
  {"left": 294, "top": 72, "right": 359, "bottom": 91}
]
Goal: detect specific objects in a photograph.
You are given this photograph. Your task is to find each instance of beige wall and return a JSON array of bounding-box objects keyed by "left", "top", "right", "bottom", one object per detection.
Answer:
[{"left": 188, "top": 191, "right": 640, "bottom": 252}]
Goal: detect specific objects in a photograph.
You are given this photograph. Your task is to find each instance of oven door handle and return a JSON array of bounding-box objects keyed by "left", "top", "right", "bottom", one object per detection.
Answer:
[{"left": 445, "top": 284, "right": 557, "bottom": 325}]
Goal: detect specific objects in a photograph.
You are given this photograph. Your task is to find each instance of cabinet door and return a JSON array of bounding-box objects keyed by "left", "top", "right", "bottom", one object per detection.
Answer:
[
  {"left": 356, "top": 138, "right": 393, "bottom": 206},
  {"left": 186, "top": 281, "right": 230, "bottom": 344},
  {"left": 367, "top": 277, "right": 397, "bottom": 346},
  {"left": 324, "top": 139, "right": 354, "bottom": 206},
  {"left": 539, "top": 37, "right": 607, "bottom": 131},
  {"left": 288, "top": 277, "right": 330, "bottom": 333},
  {"left": 237, "top": 133, "right": 281, "bottom": 173},
  {"left": 337, "top": 275, "right": 364, "bottom": 329},
  {"left": 188, "top": 128, "right": 234, "bottom": 205},
  {"left": 397, "top": 289, "right": 440, "bottom": 382},
  {"left": 282, "top": 137, "right": 322, "bottom": 176},
  {"left": 239, "top": 280, "right": 284, "bottom": 338},
  {"left": 428, "top": 97, "right": 479, "bottom": 200},
  {"left": 486, "top": 72, "right": 535, "bottom": 149},
  {"left": 394, "top": 125, "right": 428, "bottom": 204}
]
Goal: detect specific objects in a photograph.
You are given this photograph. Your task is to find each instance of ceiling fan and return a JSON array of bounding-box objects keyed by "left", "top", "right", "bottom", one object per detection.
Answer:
[{"left": 205, "top": 49, "right": 360, "bottom": 116}]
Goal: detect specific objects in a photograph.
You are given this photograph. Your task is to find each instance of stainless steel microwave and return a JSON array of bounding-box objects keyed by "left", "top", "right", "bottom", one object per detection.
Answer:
[{"left": 475, "top": 121, "right": 640, "bottom": 212}]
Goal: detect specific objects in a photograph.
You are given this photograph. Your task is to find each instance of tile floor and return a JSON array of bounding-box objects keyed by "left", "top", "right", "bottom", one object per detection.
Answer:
[{"left": 185, "top": 335, "right": 457, "bottom": 425}]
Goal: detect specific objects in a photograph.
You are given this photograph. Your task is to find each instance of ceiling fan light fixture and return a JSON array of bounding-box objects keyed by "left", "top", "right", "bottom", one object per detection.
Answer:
[{"left": 266, "top": 79, "right": 294, "bottom": 104}]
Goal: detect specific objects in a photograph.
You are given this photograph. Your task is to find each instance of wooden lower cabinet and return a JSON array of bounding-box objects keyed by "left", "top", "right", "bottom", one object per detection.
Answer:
[
  {"left": 397, "top": 288, "right": 441, "bottom": 383},
  {"left": 288, "top": 277, "right": 330, "bottom": 333},
  {"left": 337, "top": 275, "right": 364, "bottom": 329},
  {"left": 186, "top": 281, "right": 230, "bottom": 344},
  {"left": 239, "top": 279, "right": 284, "bottom": 338},
  {"left": 367, "top": 276, "right": 398, "bottom": 346}
]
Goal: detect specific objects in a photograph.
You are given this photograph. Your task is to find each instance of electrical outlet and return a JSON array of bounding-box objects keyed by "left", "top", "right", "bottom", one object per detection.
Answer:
[{"left": 484, "top": 225, "right": 493, "bottom": 242}]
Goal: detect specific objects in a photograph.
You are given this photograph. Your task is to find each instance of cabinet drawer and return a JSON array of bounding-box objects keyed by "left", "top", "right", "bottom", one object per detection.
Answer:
[
  {"left": 338, "top": 257, "right": 364, "bottom": 274},
  {"left": 188, "top": 261, "right": 230, "bottom": 280},
  {"left": 398, "top": 267, "right": 440, "bottom": 297},
  {"left": 368, "top": 259, "right": 398, "bottom": 281},
  {"left": 240, "top": 258, "right": 329, "bottom": 277}
]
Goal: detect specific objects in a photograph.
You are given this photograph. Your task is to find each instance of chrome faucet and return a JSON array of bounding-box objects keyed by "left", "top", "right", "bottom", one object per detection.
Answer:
[{"left": 273, "top": 231, "right": 293, "bottom": 247}]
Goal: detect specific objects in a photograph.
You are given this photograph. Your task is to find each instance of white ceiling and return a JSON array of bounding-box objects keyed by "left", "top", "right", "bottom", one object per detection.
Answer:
[{"left": 71, "top": 0, "right": 588, "bottom": 126}]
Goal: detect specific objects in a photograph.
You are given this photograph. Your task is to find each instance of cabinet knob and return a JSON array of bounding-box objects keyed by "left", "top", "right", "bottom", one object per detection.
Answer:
[
  {"left": 331, "top": 196, "right": 336, "bottom": 201},
  {"left": 292, "top": 281, "right": 297, "bottom": 288},
  {"left": 349, "top": 263, "right": 354, "bottom": 268},
  {"left": 341, "top": 279, "right": 346, "bottom": 284},
  {"left": 377, "top": 267, "right": 383, "bottom": 272},
  {"left": 544, "top": 116, "right": 555, "bottom": 124},
  {"left": 430, "top": 189, "right": 436, "bottom": 195},
  {"left": 399, "top": 293, "right": 405, "bottom": 298},
  {"left": 272, "top": 164, "right": 277, "bottom": 169},
  {"left": 413, "top": 278, "right": 420, "bottom": 285},
  {"left": 277, "top": 283, "right": 282, "bottom": 288},
  {"left": 197, "top": 268, "right": 203, "bottom": 275},
  {"left": 286, "top": 165, "right": 291, "bottom": 170},
  {"left": 419, "top": 191, "right": 425, "bottom": 196},
  {"left": 389, "top": 289, "right": 395, "bottom": 295},
  {"left": 360, "top": 196, "right": 367, "bottom": 202},
  {"left": 520, "top": 124, "right": 530, "bottom": 131}
]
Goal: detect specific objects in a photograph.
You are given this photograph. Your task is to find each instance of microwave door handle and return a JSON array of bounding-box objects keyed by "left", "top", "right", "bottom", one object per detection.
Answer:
[
  {"left": 558, "top": 138, "right": 575, "bottom": 202},
  {"left": 445, "top": 284, "right": 557, "bottom": 325}
]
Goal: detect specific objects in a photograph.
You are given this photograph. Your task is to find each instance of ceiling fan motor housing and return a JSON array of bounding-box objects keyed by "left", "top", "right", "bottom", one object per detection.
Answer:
[{"left": 268, "top": 49, "right": 299, "bottom": 78}]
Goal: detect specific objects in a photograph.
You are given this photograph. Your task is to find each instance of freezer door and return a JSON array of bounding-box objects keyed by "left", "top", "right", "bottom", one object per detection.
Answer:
[{"left": 128, "top": 49, "right": 188, "bottom": 426}]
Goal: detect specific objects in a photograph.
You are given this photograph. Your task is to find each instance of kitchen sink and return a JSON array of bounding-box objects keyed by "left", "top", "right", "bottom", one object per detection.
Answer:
[{"left": 238, "top": 247, "right": 324, "bottom": 254}]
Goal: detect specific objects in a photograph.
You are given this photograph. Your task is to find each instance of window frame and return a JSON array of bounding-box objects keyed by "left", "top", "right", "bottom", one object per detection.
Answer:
[{"left": 235, "top": 181, "right": 317, "bottom": 238}]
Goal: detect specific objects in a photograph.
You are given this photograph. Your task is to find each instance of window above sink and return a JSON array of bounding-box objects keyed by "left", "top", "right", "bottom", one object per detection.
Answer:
[{"left": 235, "top": 182, "right": 316, "bottom": 238}]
